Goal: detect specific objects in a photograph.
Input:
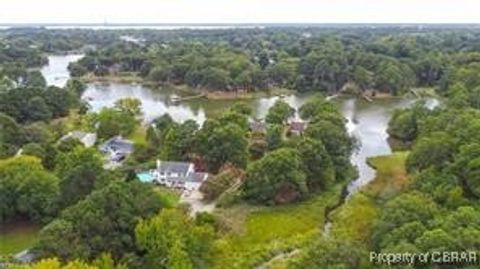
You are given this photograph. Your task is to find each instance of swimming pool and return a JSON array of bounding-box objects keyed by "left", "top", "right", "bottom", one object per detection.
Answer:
[{"left": 137, "top": 172, "right": 155, "bottom": 183}]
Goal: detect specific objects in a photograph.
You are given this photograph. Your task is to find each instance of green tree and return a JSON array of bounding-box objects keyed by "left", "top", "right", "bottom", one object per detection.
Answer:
[
  {"left": 43, "top": 86, "right": 76, "bottom": 118},
  {"left": 296, "top": 138, "right": 335, "bottom": 191},
  {"left": 114, "top": 97, "right": 143, "bottom": 117},
  {"left": 55, "top": 147, "right": 109, "bottom": 207},
  {"left": 0, "top": 156, "right": 59, "bottom": 223},
  {"left": 66, "top": 78, "right": 87, "bottom": 98},
  {"left": 36, "top": 181, "right": 164, "bottom": 261},
  {"left": 96, "top": 108, "right": 138, "bottom": 139},
  {"left": 25, "top": 70, "right": 46, "bottom": 88},
  {"left": 373, "top": 192, "right": 439, "bottom": 248},
  {"left": 388, "top": 102, "right": 429, "bottom": 143},
  {"left": 135, "top": 209, "right": 215, "bottom": 269},
  {"left": 266, "top": 124, "right": 283, "bottom": 150},
  {"left": 243, "top": 148, "right": 307, "bottom": 204},
  {"left": 25, "top": 96, "right": 52, "bottom": 122},
  {"left": 248, "top": 139, "right": 268, "bottom": 160},
  {"left": 352, "top": 66, "right": 373, "bottom": 91},
  {"left": 22, "top": 143, "right": 46, "bottom": 160},
  {"left": 229, "top": 102, "right": 252, "bottom": 116},
  {"left": 148, "top": 113, "right": 176, "bottom": 148},
  {"left": 0, "top": 113, "right": 24, "bottom": 157},
  {"left": 197, "top": 121, "right": 248, "bottom": 173},
  {"left": 293, "top": 238, "right": 367, "bottom": 269},
  {"left": 265, "top": 100, "right": 294, "bottom": 125},
  {"left": 450, "top": 143, "right": 480, "bottom": 198},
  {"left": 305, "top": 120, "right": 355, "bottom": 181},
  {"left": 162, "top": 120, "right": 199, "bottom": 161},
  {"left": 406, "top": 132, "right": 454, "bottom": 172}
]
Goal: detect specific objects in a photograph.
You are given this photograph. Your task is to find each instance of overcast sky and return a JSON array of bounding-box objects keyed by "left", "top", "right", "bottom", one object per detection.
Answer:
[{"left": 1, "top": 0, "right": 479, "bottom": 24}]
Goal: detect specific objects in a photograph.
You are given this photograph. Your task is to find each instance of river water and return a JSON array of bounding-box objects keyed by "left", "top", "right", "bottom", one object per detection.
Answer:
[
  {"left": 40, "top": 54, "right": 84, "bottom": 87},
  {"left": 43, "top": 55, "right": 430, "bottom": 197}
]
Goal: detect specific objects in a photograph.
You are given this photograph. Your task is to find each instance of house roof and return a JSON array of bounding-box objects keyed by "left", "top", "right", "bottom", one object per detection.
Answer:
[
  {"left": 165, "top": 172, "right": 207, "bottom": 183},
  {"left": 157, "top": 161, "right": 192, "bottom": 174},
  {"left": 290, "top": 121, "right": 306, "bottom": 132},
  {"left": 188, "top": 172, "right": 208, "bottom": 182},
  {"left": 99, "top": 136, "right": 134, "bottom": 154}
]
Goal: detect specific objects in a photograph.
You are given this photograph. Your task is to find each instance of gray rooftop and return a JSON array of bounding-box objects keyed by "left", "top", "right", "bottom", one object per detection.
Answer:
[
  {"left": 99, "top": 136, "right": 134, "bottom": 154},
  {"left": 157, "top": 161, "right": 192, "bottom": 174},
  {"left": 290, "top": 121, "right": 306, "bottom": 132},
  {"left": 165, "top": 172, "right": 207, "bottom": 183}
]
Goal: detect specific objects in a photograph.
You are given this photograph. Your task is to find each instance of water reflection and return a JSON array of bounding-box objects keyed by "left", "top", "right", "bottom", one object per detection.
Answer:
[
  {"left": 341, "top": 98, "right": 416, "bottom": 194},
  {"left": 83, "top": 83, "right": 208, "bottom": 124}
]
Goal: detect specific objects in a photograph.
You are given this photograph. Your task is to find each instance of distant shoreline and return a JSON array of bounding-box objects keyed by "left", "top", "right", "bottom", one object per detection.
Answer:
[{"left": 2, "top": 23, "right": 480, "bottom": 30}]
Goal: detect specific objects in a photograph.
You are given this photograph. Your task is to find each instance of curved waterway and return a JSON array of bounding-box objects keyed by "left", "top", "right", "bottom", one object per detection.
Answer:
[
  {"left": 40, "top": 54, "right": 84, "bottom": 87},
  {"left": 43, "top": 54, "right": 434, "bottom": 204},
  {"left": 341, "top": 97, "right": 415, "bottom": 194}
]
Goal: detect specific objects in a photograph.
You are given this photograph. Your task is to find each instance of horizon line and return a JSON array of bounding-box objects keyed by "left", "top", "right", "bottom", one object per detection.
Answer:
[{"left": 2, "top": 22, "right": 480, "bottom": 26}]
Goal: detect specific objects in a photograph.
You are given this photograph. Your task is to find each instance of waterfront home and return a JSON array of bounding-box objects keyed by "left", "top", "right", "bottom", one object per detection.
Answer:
[
  {"left": 59, "top": 131, "right": 97, "bottom": 148},
  {"left": 98, "top": 136, "right": 134, "bottom": 162},
  {"left": 289, "top": 120, "right": 307, "bottom": 136},
  {"left": 137, "top": 160, "right": 208, "bottom": 192}
]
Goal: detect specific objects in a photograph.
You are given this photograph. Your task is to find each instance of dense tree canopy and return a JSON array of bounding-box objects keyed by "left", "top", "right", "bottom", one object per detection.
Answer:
[
  {"left": 243, "top": 148, "right": 308, "bottom": 204},
  {"left": 135, "top": 209, "right": 215, "bottom": 269},
  {"left": 35, "top": 181, "right": 165, "bottom": 261},
  {"left": 196, "top": 120, "right": 248, "bottom": 173},
  {"left": 0, "top": 156, "right": 59, "bottom": 223}
]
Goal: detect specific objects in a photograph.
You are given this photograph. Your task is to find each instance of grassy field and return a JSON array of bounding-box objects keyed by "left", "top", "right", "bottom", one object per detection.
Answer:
[
  {"left": 364, "top": 151, "right": 410, "bottom": 202},
  {"left": 213, "top": 184, "right": 343, "bottom": 269},
  {"left": 0, "top": 222, "right": 41, "bottom": 255}
]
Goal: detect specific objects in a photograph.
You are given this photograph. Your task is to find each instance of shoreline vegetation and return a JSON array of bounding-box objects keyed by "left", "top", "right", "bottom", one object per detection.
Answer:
[
  {"left": 80, "top": 72, "right": 295, "bottom": 100},
  {"left": 78, "top": 72, "right": 436, "bottom": 101}
]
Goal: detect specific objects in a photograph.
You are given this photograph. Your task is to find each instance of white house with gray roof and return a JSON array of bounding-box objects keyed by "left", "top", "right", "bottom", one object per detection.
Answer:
[{"left": 151, "top": 160, "right": 208, "bottom": 191}]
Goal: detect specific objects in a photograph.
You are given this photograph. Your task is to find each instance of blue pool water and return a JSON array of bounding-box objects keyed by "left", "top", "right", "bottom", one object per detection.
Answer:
[{"left": 137, "top": 172, "right": 155, "bottom": 183}]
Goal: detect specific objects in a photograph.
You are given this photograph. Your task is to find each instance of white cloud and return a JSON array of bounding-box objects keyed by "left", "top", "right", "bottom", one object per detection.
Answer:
[{"left": 0, "top": 0, "right": 479, "bottom": 24}]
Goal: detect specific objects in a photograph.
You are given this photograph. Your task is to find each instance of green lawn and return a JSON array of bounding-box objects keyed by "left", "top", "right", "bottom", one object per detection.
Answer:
[
  {"left": 364, "top": 151, "right": 410, "bottom": 201},
  {"left": 213, "top": 184, "right": 343, "bottom": 269},
  {"left": 153, "top": 186, "right": 181, "bottom": 208},
  {"left": 128, "top": 126, "right": 147, "bottom": 145},
  {"left": 0, "top": 222, "right": 41, "bottom": 255}
]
